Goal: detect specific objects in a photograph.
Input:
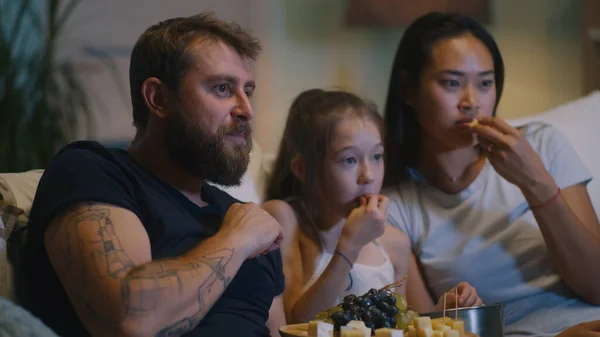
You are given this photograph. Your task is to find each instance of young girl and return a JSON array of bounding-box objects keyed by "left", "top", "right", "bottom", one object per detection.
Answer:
[{"left": 262, "top": 89, "right": 482, "bottom": 324}]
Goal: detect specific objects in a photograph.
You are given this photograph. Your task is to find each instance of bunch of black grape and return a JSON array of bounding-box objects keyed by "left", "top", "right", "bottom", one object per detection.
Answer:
[{"left": 330, "top": 288, "right": 400, "bottom": 333}]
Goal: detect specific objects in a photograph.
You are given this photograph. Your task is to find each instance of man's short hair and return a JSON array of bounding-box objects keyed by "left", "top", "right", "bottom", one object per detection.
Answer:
[{"left": 129, "top": 12, "right": 261, "bottom": 129}]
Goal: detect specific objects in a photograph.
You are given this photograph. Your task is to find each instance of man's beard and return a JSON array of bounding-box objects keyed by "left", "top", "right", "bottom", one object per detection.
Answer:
[{"left": 165, "top": 105, "right": 252, "bottom": 187}]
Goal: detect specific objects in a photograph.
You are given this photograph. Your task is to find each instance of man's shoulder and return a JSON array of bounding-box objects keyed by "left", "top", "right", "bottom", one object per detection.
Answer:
[
  {"left": 51, "top": 140, "right": 125, "bottom": 166},
  {"left": 39, "top": 140, "right": 135, "bottom": 190},
  {"left": 34, "top": 140, "right": 133, "bottom": 196},
  {"left": 28, "top": 141, "right": 139, "bottom": 229}
]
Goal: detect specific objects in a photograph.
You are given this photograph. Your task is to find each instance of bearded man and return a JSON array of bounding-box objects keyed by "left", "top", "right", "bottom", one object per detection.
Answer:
[{"left": 13, "top": 12, "right": 285, "bottom": 337}]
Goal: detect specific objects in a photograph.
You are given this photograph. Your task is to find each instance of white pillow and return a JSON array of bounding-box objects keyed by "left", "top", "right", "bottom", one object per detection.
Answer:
[
  {"left": 507, "top": 91, "right": 600, "bottom": 213},
  {"left": 0, "top": 204, "right": 28, "bottom": 302},
  {"left": 0, "top": 170, "right": 44, "bottom": 215},
  {"left": 0, "top": 172, "right": 42, "bottom": 302}
]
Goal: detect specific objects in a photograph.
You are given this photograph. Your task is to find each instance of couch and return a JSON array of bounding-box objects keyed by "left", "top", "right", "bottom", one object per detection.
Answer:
[{"left": 2, "top": 91, "right": 600, "bottom": 303}]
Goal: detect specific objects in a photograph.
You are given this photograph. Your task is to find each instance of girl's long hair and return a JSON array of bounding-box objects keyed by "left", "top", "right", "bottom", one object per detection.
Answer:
[{"left": 265, "top": 89, "right": 383, "bottom": 216}]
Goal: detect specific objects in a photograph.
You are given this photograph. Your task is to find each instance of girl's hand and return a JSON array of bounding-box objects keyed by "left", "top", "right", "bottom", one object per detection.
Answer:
[
  {"left": 471, "top": 117, "right": 557, "bottom": 200},
  {"left": 339, "top": 194, "right": 388, "bottom": 254},
  {"left": 435, "top": 282, "right": 483, "bottom": 310}
]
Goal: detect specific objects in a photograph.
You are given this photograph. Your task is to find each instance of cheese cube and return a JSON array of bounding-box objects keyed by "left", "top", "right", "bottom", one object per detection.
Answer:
[
  {"left": 374, "top": 328, "right": 404, "bottom": 337},
  {"left": 413, "top": 317, "right": 433, "bottom": 330},
  {"left": 449, "top": 321, "right": 465, "bottom": 337},
  {"left": 341, "top": 330, "right": 365, "bottom": 337},
  {"left": 443, "top": 330, "right": 459, "bottom": 337},
  {"left": 307, "top": 320, "right": 334, "bottom": 337},
  {"left": 431, "top": 317, "right": 453, "bottom": 326},
  {"left": 345, "top": 320, "right": 370, "bottom": 337},
  {"left": 308, "top": 320, "right": 320, "bottom": 336},
  {"left": 432, "top": 322, "right": 445, "bottom": 331},
  {"left": 408, "top": 326, "right": 417, "bottom": 337},
  {"left": 346, "top": 321, "right": 367, "bottom": 330},
  {"left": 417, "top": 327, "right": 434, "bottom": 337},
  {"left": 433, "top": 324, "right": 452, "bottom": 333},
  {"left": 432, "top": 331, "right": 444, "bottom": 337}
]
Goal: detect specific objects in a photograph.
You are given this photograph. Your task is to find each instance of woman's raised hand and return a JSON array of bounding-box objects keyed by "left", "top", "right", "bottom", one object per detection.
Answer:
[{"left": 471, "top": 117, "right": 556, "bottom": 194}]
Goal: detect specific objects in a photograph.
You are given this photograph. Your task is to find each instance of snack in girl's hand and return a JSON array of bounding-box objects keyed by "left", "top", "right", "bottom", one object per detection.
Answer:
[{"left": 467, "top": 119, "right": 478, "bottom": 127}]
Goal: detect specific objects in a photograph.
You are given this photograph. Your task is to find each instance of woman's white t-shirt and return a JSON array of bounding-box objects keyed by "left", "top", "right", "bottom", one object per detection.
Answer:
[{"left": 384, "top": 123, "right": 599, "bottom": 336}]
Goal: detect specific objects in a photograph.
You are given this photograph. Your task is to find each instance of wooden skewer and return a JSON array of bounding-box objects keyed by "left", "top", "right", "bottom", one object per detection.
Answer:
[
  {"left": 455, "top": 287, "right": 458, "bottom": 321},
  {"left": 443, "top": 292, "right": 447, "bottom": 320}
]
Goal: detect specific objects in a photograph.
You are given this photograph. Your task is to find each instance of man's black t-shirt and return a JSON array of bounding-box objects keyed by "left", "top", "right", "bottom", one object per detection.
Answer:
[{"left": 14, "top": 141, "right": 284, "bottom": 337}]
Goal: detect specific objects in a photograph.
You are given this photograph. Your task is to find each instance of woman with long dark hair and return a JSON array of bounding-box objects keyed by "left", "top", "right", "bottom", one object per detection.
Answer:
[{"left": 382, "top": 12, "right": 600, "bottom": 336}]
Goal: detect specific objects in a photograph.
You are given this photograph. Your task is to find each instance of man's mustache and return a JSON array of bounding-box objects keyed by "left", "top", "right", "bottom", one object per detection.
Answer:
[{"left": 220, "top": 122, "right": 252, "bottom": 139}]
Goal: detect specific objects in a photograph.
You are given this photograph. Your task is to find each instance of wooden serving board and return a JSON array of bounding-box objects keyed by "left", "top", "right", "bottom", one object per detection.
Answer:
[{"left": 279, "top": 323, "right": 479, "bottom": 337}]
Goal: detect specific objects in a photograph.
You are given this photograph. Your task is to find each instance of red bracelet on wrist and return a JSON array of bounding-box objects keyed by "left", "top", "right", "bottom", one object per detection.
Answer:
[{"left": 529, "top": 187, "right": 561, "bottom": 210}]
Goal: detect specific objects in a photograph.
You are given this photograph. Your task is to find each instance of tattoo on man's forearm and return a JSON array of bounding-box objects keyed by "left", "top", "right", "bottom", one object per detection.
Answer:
[
  {"left": 152, "top": 250, "right": 234, "bottom": 336},
  {"left": 55, "top": 203, "right": 235, "bottom": 336}
]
